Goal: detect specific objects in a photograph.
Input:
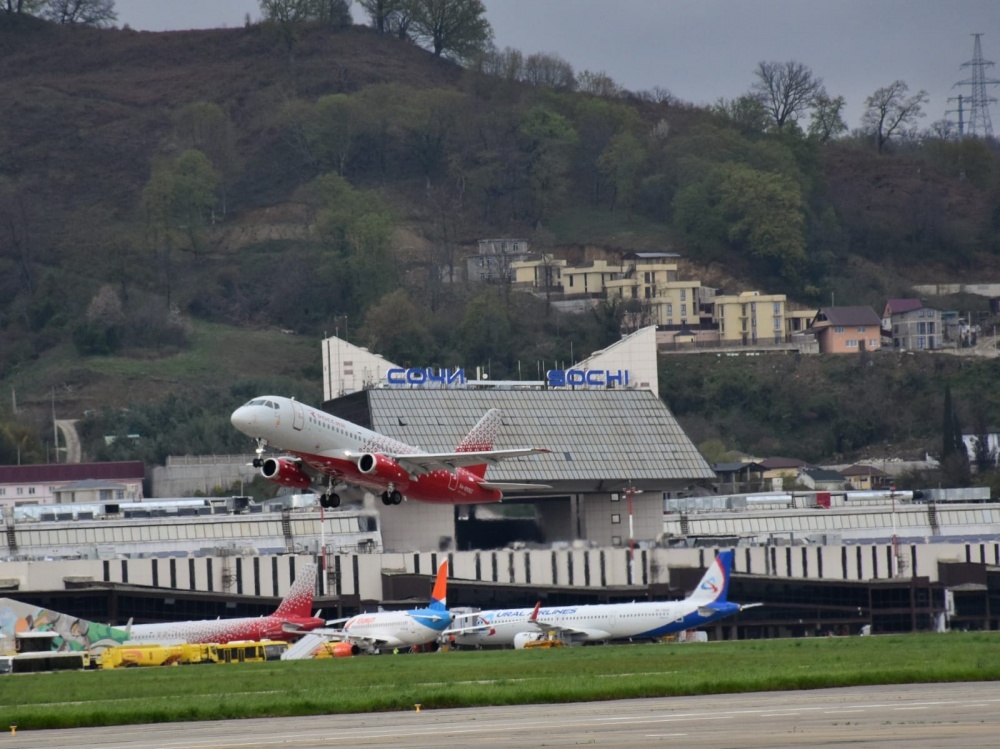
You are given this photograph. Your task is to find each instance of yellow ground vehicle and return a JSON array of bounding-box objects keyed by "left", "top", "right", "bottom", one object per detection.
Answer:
[
  {"left": 100, "top": 643, "right": 214, "bottom": 669},
  {"left": 211, "top": 640, "right": 287, "bottom": 663}
]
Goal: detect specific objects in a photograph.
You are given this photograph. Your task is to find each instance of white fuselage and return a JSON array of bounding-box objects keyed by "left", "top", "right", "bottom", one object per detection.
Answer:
[
  {"left": 341, "top": 609, "right": 449, "bottom": 651},
  {"left": 453, "top": 599, "right": 738, "bottom": 647}
]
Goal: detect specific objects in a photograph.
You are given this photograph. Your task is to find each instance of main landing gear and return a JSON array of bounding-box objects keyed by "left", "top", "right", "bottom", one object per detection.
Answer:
[
  {"left": 380, "top": 490, "right": 403, "bottom": 506},
  {"left": 319, "top": 478, "right": 340, "bottom": 508},
  {"left": 319, "top": 492, "right": 340, "bottom": 509}
]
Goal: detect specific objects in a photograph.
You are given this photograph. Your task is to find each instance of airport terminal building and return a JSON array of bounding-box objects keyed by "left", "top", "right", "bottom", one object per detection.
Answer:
[{"left": 8, "top": 327, "right": 1000, "bottom": 639}]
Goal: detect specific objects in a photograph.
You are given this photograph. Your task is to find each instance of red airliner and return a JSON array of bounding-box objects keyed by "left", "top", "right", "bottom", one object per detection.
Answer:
[{"left": 231, "top": 396, "right": 549, "bottom": 507}]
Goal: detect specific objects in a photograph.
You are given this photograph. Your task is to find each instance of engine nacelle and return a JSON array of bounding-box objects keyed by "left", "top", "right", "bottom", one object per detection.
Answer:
[
  {"left": 356, "top": 453, "right": 410, "bottom": 484},
  {"left": 331, "top": 641, "right": 359, "bottom": 658},
  {"left": 261, "top": 458, "right": 313, "bottom": 490},
  {"left": 513, "top": 632, "right": 545, "bottom": 650}
]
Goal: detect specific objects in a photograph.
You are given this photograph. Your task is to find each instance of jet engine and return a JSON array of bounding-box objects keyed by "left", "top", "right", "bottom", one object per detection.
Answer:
[
  {"left": 261, "top": 458, "right": 313, "bottom": 490},
  {"left": 513, "top": 632, "right": 545, "bottom": 650},
  {"left": 356, "top": 453, "right": 410, "bottom": 484},
  {"left": 331, "top": 641, "right": 359, "bottom": 658}
]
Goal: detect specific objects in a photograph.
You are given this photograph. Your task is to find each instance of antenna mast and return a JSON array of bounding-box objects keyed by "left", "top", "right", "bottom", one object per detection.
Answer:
[{"left": 952, "top": 33, "right": 1000, "bottom": 138}]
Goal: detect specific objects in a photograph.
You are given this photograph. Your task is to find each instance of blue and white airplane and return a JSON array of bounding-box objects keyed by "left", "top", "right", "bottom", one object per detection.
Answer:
[
  {"left": 446, "top": 550, "right": 758, "bottom": 648},
  {"left": 317, "top": 561, "right": 452, "bottom": 655}
]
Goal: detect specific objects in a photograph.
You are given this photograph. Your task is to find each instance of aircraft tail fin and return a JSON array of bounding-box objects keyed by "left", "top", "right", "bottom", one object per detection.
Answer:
[
  {"left": 455, "top": 409, "right": 502, "bottom": 478},
  {"left": 274, "top": 563, "right": 318, "bottom": 618},
  {"left": 429, "top": 560, "right": 449, "bottom": 610},
  {"left": 688, "top": 550, "right": 733, "bottom": 605}
]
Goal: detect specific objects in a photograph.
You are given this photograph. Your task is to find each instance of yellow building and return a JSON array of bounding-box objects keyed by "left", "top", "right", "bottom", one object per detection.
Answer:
[
  {"left": 510, "top": 255, "right": 567, "bottom": 290},
  {"left": 561, "top": 259, "right": 623, "bottom": 295},
  {"left": 712, "top": 291, "right": 788, "bottom": 345}
]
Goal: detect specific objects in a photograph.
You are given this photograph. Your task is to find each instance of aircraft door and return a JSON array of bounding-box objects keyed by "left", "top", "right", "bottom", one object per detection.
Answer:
[
  {"left": 448, "top": 472, "right": 459, "bottom": 492},
  {"left": 291, "top": 400, "right": 305, "bottom": 431}
]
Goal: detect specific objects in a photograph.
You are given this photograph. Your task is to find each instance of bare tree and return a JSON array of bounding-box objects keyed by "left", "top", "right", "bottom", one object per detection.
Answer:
[
  {"left": 357, "top": 0, "right": 406, "bottom": 33},
  {"left": 42, "top": 0, "right": 116, "bottom": 26},
  {"left": 2, "top": 0, "right": 45, "bottom": 15},
  {"left": 751, "top": 60, "right": 824, "bottom": 130},
  {"left": 577, "top": 70, "right": 621, "bottom": 98},
  {"left": 861, "top": 80, "right": 929, "bottom": 153},
  {"left": 522, "top": 52, "right": 576, "bottom": 91}
]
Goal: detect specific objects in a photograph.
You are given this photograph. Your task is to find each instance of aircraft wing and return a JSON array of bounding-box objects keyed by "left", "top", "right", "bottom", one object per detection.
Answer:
[
  {"left": 389, "top": 448, "right": 550, "bottom": 476},
  {"left": 479, "top": 481, "right": 551, "bottom": 491},
  {"left": 529, "top": 619, "right": 611, "bottom": 642}
]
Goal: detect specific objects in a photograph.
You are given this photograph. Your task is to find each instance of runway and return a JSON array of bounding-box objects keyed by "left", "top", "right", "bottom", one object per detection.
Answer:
[{"left": 9, "top": 681, "right": 1000, "bottom": 748}]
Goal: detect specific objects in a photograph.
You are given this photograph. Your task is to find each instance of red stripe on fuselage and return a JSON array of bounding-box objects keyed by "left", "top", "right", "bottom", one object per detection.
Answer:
[{"left": 298, "top": 452, "right": 503, "bottom": 505}]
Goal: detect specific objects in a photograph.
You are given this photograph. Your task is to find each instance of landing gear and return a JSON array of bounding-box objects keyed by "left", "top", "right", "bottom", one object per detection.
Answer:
[
  {"left": 251, "top": 438, "right": 268, "bottom": 468},
  {"left": 319, "top": 493, "right": 340, "bottom": 509},
  {"left": 380, "top": 490, "right": 403, "bottom": 506}
]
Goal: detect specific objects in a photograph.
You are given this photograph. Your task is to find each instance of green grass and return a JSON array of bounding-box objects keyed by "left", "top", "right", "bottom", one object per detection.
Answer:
[
  {"left": 3, "top": 633, "right": 1000, "bottom": 730},
  {"left": 7, "top": 319, "right": 321, "bottom": 414}
]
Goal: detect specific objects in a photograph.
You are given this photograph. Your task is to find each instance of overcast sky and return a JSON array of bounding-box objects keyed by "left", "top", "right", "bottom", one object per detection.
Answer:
[{"left": 114, "top": 0, "right": 1000, "bottom": 131}]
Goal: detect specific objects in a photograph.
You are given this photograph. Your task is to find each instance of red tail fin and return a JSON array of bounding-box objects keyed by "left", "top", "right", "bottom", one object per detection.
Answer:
[
  {"left": 274, "top": 563, "right": 317, "bottom": 618},
  {"left": 456, "top": 409, "right": 502, "bottom": 479}
]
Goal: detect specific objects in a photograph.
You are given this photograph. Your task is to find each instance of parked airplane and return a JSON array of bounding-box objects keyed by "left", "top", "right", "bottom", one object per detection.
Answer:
[
  {"left": 230, "top": 396, "right": 549, "bottom": 507},
  {"left": 446, "top": 550, "right": 758, "bottom": 648},
  {"left": 317, "top": 560, "right": 452, "bottom": 656},
  {"left": 126, "top": 563, "right": 324, "bottom": 645}
]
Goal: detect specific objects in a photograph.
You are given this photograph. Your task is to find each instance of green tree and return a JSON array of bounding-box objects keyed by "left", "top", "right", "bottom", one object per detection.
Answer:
[
  {"left": 357, "top": 289, "right": 435, "bottom": 365},
  {"left": 711, "top": 95, "right": 769, "bottom": 136},
  {"left": 358, "top": 0, "right": 407, "bottom": 33},
  {"left": 142, "top": 150, "right": 218, "bottom": 306},
  {"left": 454, "top": 290, "right": 511, "bottom": 375},
  {"left": 808, "top": 93, "right": 848, "bottom": 143},
  {"left": 307, "top": 94, "right": 357, "bottom": 175},
  {"left": 259, "top": 0, "right": 334, "bottom": 55},
  {"left": 173, "top": 102, "right": 240, "bottom": 216},
  {"left": 517, "top": 105, "right": 578, "bottom": 223},
  {"left": 409, "top": 0, "right": 492, "bottom": 62},
  {"left": 2, "top": 0, "right": 45, "bottom": 16},
  {"left": 597, "top": 129, "right": 646, "bottom": 218},
  {"left": 718, "top": 163, "right": 806, "bottom": 280}
]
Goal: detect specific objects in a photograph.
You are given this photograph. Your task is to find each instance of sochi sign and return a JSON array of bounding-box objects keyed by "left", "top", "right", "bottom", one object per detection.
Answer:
[
  {"left": 546, "top": 369, "right": 631, "bottom": 388},
  {"left": 386, "top": 367, "right": 466, "bottom": 386}
]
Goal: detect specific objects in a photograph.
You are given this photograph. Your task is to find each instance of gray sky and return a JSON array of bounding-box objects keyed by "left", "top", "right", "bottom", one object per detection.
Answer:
[{"left": 114, "top": 0, "right": 1000, "bottom": 131}]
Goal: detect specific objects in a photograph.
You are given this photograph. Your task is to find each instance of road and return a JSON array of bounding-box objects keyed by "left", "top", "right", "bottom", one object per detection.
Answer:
[{"left": 8, "top": 681, "right": 1000, "bottom": 748}]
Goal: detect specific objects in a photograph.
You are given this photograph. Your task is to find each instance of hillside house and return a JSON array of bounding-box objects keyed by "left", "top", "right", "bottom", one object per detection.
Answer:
[
  {"left": 808, "top": 306, "right": 882, "bottom": 354},
  {"left": 883, "top": 298, "right": 940, "bottom": 350}
]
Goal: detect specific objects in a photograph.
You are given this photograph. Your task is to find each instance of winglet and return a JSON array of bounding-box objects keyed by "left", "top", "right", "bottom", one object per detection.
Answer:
[
  {"left": 429, "top": 560, "right": 449, "bottom": 610},
  {"left": 529, "top": 601, "right": 541, "bottom": 621}
]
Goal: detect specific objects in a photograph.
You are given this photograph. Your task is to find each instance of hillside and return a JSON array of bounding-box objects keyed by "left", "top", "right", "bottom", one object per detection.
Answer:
[{"left": 1, "top": 18, "right": 999, "bottom": 469}]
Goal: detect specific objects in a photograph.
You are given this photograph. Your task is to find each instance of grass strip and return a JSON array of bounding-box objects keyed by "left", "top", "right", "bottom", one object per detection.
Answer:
[{"left": 2, "top": 632, "right": 999, "bottom": 730}]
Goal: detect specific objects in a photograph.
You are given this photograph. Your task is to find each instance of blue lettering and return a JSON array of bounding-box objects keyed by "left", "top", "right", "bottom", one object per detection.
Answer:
[
  {"left": 405, "top": 369, "right": 427, "bottom": 384},
  {"left": 606, "top": 371, "right": 623, "bottom": 387},
  {"left": 427, "top": 369, "right": 446, "bottom": 384},
  {"left": 585, "top": 370, "right": 604, "bottom": 386},
  {"left": 567, "top": 369, "right": 585, "bottom": 386},
  {"left": 546, "top": 370, "right": 565, "bottom": 388},
  {"left": 387, "top": 368, "right": 406, "bottom": 384},
  {"left": 446, "top": 368, "right": 466, "bottom": 385}
]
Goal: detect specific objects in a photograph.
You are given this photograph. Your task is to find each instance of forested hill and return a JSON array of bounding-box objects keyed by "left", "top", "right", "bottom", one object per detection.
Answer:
[{"left": 1, "top": 17, "right": 999, "bottom": 469}]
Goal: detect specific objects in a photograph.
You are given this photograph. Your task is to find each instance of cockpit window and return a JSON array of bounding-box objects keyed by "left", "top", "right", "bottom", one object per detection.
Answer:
[
  {"left": 265, "top": 400, "right": 278, "bottom": 409},
  {"left": 246, "top": 399, "right": 265, "bottom": 406}
]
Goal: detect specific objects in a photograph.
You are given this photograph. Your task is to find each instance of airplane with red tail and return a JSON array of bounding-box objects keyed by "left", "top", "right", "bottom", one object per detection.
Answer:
[
  {"left": 120, "top": 563, "right": 323, "bottom": 646},
  {"left": 230, "top": 396, "right": 549, "bottom": 508}
]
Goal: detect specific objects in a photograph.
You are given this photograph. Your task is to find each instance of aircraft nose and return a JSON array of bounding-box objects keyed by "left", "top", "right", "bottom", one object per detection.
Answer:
[{"left": 231, "top": 406, "right": 256, "bottom": 434}]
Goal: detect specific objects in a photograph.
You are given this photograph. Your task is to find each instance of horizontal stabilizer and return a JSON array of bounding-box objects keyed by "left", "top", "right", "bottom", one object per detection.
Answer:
[
  {"left": 388, "top": 448, "right": 550, "bottom": 476},
  {"left": 479, "top": 481, "right": 551, "bottom": 492}
]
